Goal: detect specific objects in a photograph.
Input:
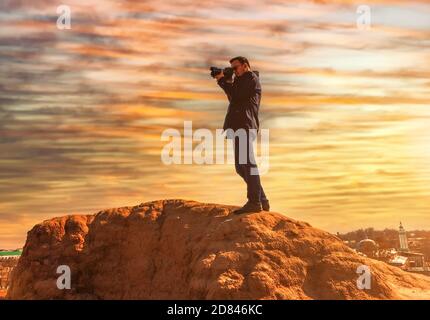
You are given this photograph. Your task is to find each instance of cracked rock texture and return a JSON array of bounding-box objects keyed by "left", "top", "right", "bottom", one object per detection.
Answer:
[{"left": 7, "top": 199, "right": 430, "bottom": 299}]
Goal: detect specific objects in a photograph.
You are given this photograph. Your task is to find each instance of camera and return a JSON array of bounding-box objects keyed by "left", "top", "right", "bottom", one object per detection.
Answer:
[{"left": 210, "top": 66, "right": 234, "bottom": 81}]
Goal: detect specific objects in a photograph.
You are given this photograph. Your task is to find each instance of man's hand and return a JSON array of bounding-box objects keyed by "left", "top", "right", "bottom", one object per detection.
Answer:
[{"left": 214, "top": 71, "right": 224, "bottom": 80}]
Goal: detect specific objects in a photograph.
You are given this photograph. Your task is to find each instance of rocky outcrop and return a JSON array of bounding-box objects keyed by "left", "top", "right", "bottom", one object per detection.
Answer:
[{"left": 7, "top": 199, "right": 430, "bottom": 299}]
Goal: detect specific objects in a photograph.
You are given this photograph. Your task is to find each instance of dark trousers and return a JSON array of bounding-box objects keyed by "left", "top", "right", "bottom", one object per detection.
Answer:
[{"left": 233, "top": 130, "right": 267, "bottom": 203}]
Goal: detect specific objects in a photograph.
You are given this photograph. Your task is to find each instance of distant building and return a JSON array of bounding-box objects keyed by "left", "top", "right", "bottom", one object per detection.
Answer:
[
  {"left": 402, "top": 252, "right": 426, "bottom": 270},
  {"left": 399, "top": 222, "right": 409, "bottom": 252},
  {"left": 388, "top": 224, "right": 430, "bottom": 275},
  {"left": 357, "top": 238, "right": 378, "bottom": 258},
  {"left": 0, "top": 249, "right": 21, "bottom": 261},
  {"left": 388, "top": 255, "right": 408, "bottom": 269}
]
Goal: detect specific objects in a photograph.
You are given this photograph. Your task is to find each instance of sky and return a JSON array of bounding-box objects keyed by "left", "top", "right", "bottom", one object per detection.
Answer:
[{"left": 0, "top": 0, "right": 430, "bottom": 248}]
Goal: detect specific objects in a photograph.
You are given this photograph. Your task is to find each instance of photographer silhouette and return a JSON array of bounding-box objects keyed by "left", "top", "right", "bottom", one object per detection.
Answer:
[{"left": 214, "top": 56, "right": 269, "bottom": 214}]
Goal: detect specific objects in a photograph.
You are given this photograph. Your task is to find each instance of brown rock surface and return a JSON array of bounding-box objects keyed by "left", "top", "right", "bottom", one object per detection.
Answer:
[{"left": 7, "top": 199, "right": 430, "bottom": 299}]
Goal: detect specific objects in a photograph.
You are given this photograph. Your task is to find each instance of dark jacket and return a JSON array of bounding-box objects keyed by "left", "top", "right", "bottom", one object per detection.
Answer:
[{"left": 217, "top": 70, "right": 261, "bottom": 132}]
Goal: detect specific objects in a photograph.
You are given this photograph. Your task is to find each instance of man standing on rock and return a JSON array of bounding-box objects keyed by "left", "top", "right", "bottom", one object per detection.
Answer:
[{"left": 214, "top": 56, "right": 269, "bottom": 214}]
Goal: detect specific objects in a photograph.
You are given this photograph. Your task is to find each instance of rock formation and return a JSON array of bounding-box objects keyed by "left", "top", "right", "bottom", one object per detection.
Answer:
[{"left": 7, "top": 199, "right": 430, "bottom": 299}]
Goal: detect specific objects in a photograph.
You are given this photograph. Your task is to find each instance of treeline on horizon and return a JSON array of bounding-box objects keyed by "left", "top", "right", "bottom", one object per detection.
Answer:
[{"left": 338, "top": 228, "right": 430, "bottom": 242}]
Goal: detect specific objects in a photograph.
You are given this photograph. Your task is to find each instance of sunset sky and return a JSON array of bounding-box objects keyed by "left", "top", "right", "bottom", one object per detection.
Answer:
[{"left": 1, "top": 0, "right": 430, "bottom": 248}]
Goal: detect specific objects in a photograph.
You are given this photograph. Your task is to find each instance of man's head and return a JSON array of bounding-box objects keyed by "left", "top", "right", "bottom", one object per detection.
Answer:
[{"left": 230, "top": 56, "right": 250, "bottom": 77}]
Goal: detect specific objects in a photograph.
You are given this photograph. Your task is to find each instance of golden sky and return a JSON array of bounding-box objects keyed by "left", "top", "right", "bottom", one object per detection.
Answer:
[{"left": 1, "top": 0, "right": 430, "bottom": 248}]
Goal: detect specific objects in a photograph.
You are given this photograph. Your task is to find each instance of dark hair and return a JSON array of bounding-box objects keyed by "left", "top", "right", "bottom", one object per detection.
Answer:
[{"left": 229, "top": 56, "right": 250, "bottom": 68}]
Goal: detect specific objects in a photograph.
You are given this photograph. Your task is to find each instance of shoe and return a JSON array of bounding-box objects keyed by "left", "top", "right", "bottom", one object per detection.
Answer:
[
  {"left": 262, "top": 199, "right": 270, "bottom": 211},
  {"left": 233, "top": 201, "right": 262, "bottom": 215}
]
